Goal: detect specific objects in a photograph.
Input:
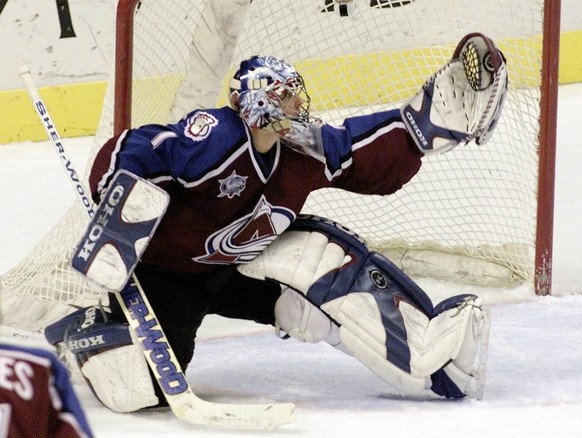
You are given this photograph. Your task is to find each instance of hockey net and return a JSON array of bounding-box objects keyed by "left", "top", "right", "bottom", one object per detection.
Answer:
[{"left": 0, "top": 0, "right": 559, "bottom": 333}]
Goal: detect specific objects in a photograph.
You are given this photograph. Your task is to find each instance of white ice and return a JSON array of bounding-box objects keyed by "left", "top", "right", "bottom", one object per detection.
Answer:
[{"left": 1, "top": 83, "right": 582, "bottom": 437}]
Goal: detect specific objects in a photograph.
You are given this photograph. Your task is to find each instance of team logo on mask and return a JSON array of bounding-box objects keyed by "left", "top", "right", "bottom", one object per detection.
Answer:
[
  {"left": 218, "top": 170, "right": 247, "bottom": 198},
  {"left": 184, "top": 112, "right": 218, "bottom": 141}
]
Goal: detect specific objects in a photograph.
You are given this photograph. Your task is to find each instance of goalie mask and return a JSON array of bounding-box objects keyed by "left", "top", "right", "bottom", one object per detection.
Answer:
[{"left": 229, "top": 55, "right": 311, "bottom": 133}]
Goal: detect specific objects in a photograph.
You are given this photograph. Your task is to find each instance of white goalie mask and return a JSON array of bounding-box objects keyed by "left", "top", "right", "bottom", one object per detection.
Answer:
[{"left": 229, "top": 55, "right": 311, "bottom": 133}]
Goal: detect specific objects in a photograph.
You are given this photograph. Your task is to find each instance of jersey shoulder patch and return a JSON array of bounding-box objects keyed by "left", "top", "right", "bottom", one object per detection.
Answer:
[{"left": 183, "top": 111, "right": 219, "bottom": 142}]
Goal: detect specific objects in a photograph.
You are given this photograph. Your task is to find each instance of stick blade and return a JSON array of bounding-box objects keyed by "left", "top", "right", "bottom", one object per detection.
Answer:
[{"left": 174, "top": 397, "right": 295, "bottom": 430}]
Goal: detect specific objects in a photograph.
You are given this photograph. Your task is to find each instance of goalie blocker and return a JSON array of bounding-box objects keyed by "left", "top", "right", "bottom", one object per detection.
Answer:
[{"left": 71, "top": 170, "right": 169, "bottom": 292}]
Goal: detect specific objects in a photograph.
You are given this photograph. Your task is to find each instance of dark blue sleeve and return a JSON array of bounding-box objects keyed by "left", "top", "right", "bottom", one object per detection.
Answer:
[
  {"left": 318, "top": 123, "right": 354, "bottom": 177},
  {"left": 95, "top": 107, "right": 248, "bottom": 187},
  {"left": 115, "top": 125, "right": 180, "bottom": 179},
  {"left": 341, "top": 110, "right": 403, "bottom": 141}
]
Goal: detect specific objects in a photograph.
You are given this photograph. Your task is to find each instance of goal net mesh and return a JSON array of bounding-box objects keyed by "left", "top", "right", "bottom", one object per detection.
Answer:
[{"left": 0, "top": 0, "right": 550, "bottom": 333}]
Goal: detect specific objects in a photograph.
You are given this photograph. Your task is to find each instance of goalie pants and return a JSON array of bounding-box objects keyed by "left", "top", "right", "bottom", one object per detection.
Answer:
[{"left": 109, "top": 263, "right": 281, "bottom": 391}]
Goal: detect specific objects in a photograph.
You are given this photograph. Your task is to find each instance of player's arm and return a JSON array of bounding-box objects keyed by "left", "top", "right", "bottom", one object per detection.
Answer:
[
  {"left": 284, "top": 33, "right": 507, "bottom": 196},
  {"left": 334, "top": 32, "right": 507, "bottom": 159},
  {"left": 89, "top": 108, "right": 245, "bottom": 201},
  {"left": 88, "top": 125, "right": 179, "bottom": 203}
]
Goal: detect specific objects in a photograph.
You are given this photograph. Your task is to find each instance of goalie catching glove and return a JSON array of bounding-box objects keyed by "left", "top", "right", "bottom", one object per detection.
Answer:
[
  {"left": 239, "top": 215, "right": 491, "bottom": 399},
  {"left": 401, "top": 32, "right": 508, "bottom": 154}
]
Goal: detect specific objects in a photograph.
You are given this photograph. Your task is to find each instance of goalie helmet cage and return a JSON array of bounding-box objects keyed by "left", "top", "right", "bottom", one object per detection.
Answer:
[{"left": 0, "top": 0, "right": 559, "bottom": 333}]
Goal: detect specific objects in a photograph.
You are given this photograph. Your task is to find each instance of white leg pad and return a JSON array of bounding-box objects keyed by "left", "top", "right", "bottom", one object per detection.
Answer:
[
  {"left": 275, "top": 287, "right": 337, "bottom": 344},
  {"left": 443, "top": 306, "right": 491, "bottom": 399},
  {"left": 400, "top": 297, "right": 488, "bottom": 378},
  {"left": 80, "top": 333, "right": 159, "bottom": 413},
  {"left": 322, "top": 293, "right": 430, "bottom": 394}
]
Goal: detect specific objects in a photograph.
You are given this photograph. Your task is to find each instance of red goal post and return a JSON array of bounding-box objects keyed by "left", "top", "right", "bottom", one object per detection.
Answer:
[
  {"left": 0, "top": 0, "right": 560, "bottom": 334},
  {"left": 536, "top": 0, "right": 561, "bottom": 296}
]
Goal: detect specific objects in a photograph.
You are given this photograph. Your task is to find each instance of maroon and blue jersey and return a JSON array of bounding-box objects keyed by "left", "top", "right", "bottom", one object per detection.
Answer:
[
  {"left": 0, "top": 344, "right": 93, "bottom": 438},
  {"left": 89, "top": 107, "right": 421, "bottom": 273}
]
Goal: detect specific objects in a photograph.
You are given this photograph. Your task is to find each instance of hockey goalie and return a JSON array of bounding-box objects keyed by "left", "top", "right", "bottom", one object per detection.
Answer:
[{"left": 46, "top": 33, "right": 505, "bottom": 413}]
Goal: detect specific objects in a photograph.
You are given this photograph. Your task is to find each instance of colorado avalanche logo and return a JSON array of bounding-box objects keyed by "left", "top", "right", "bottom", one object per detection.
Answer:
[
  {"left": 184, "top": 112, "right": 218, "bottom": 141},
  {"left": 194, "top": 195, "right": 295, "bottom": 265},
  {"left": 218, "top": 170, "right": 247, "bottom": 199}
]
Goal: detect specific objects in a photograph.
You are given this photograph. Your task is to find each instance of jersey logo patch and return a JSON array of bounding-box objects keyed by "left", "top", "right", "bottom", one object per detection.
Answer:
[
  {"left": 193, "top": 195, "right": 295, "bottom": 265},
  {"left": 184, "top": 111, "right": 218, "bottom": 142},
  {"left": 218, "top": 170, "right": 247, "bottom": 199}
]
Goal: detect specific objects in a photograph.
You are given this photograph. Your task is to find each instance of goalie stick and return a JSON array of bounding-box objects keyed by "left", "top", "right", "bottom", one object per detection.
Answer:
[{"left": 18, "top": 65, "right": 295, "bottom": 430}]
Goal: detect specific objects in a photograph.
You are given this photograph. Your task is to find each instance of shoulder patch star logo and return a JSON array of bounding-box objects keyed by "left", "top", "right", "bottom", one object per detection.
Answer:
[{"left": 218, "top": 170, "right": 248, "bottom": 199}]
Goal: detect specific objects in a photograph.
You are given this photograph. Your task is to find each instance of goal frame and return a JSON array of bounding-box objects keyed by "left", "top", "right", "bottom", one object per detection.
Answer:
[
  {"left": 535, "top": 0, "right": 561, "bottom": 295},
  {"left": 111, "top": 0, "right": 561, "bottom": 296}
]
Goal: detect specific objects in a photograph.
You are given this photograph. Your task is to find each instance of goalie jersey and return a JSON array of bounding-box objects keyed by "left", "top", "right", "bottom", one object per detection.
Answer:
[
  {"left": 89, "top": 106, "right": 422, "bottom": 273},
  {"left": 0, "top": 344, "right": 93, "bottom": 438}
]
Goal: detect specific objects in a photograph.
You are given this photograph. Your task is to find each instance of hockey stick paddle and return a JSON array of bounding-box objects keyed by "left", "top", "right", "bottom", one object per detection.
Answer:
[{"left": 18, "top": 65, "right": 295, "bottom": 430}]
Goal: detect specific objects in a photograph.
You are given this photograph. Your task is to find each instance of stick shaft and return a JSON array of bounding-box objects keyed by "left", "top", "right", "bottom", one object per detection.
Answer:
[{"left": 19, "top": 65, "right": 95, "bottom": 218}]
